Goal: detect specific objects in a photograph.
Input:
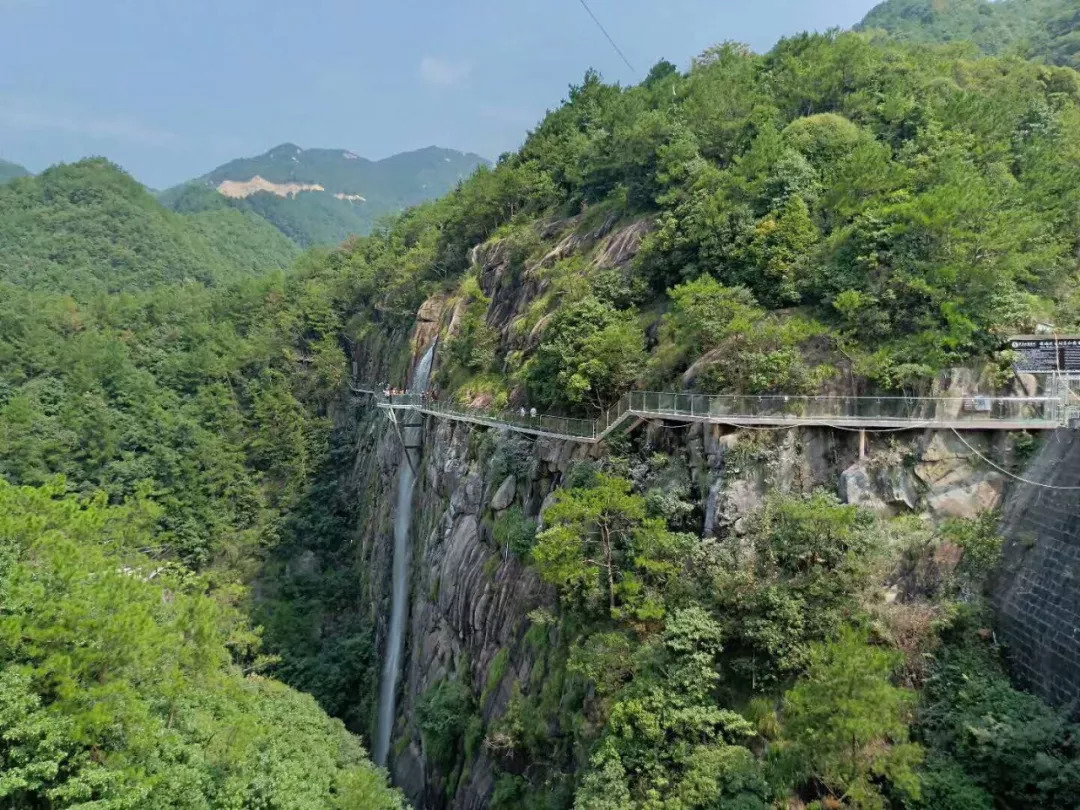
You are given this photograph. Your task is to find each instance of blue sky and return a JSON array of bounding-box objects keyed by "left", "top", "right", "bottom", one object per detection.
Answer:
[{"left": 0, "top": 0, "right": 881, "bottom": 188}]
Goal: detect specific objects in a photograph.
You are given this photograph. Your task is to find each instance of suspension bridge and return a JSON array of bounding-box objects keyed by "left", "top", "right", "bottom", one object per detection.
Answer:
[{"left": 352, "top": 386, "right": 1070, "bottom": 445}]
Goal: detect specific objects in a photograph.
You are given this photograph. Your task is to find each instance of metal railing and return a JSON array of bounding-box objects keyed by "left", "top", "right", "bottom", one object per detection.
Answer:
[
  {"left": 620, "top": 392, "right": 1058, "bottom": 427},
  {"left": 365, "top": 387, "right": 1063, "bottom": 443},
  {"left": 377, "top": 393, "right": 423, "bottom": 408},
  {"left": 424, "top": 400, "right": 596, "bottom": 439},
  {"left": 375, "top": 392, "right": 595, "bottom": 439}
]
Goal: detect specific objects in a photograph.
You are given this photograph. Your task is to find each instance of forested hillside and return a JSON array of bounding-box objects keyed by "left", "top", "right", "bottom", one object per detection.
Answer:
[
  {"left": 162, "top": 143, "right": 490, "bottom": 247},
  {"left": 0, "top": 159, "right": 299, "bottom": 296},
  {"left": 0, "top": 158, "right": 29, "bottom": 183},
  {"left": 0, "top": 229, "right": 403, "bottom": 806},
  {"left": 3, "top": 22, "right": 1080, "bottom": 810},
  {"left": 0, "top": 154, "right": 405, "bottom": 805},
  {"left": 252, "top": 31, "right": 1080, "bottom": 810},
  {"left": 315, "top": 32, "right": 1080, "bottom": 400},
  {"left": 860, "top": 0, "right": 1080, "bottom": 68},
  {"left": 0, "top": 480, "right": 403, "bottom": 809}
]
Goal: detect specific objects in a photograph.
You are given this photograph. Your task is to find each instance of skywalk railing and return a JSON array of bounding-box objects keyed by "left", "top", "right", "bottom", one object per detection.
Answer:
[
  {"left": 368, "top": 388, "right": 1063, "bottom": 443},
  {"left": 426, "top": 400, "right": 597, "bottom": 439},
  {"left": 619, "top": 391, "right": 1056, "bottom": 426},
  {"left": 377, "top": 393, "right": 595, "bottom": 439}
]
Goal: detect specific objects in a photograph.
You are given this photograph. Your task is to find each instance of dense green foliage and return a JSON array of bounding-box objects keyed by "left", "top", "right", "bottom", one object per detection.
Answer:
[
  {"left": 523, "top": 298, "right": 647, "bottom": 409},
  {"left": 477, "top": 456, "right": 1080, "bottom": 810},
  {"left": 492, "top": 506, "right": 538, "bottom": 557},
  {"left": 4, "top": 14, "right": 1080, "bottom": 810},
  {"left": 0, "top": 479, "right": 403, "bottom": 809},
  {"left": 654, "top": 276, "right": 832, "bottom": 394},
  {"left": 0, "top": 157, "right": 400, "bottom": 802},
  {"left": 774, "top": 631, "right": 923, "bottom": 808},
  {"left": 418, "top": 679, "right": 476, "bottom": 769},
  {"left": 0, "top": 259, "right": 349, "bottom": 567},
  {"left": 917, "top": 618, "right": 1080, "bottom": 809},
  {"left": 860, "top": 0, "right": 1080, "bottom": 68},
  {"left": 0, "top": 158, "right": 29, "bottom": 184},
  {"left": 323, "top": 31, "right": 1080, "bottom": 409},
  {"left": 0, "top": 160, "right": 299, "bottom": 296},
  {"left": 533, "top": 473, "right": 691, "bottom": 620},
  {"left": 709, "top": 492, "right": 879, "bottom": 686},
  {"left": 161, "top": 144, "right": 490, "bottom": 247}
]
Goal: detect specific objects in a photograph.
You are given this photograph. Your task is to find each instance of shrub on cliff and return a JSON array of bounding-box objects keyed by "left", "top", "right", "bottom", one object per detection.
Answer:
[
  {"left": 418, "top": 678, "right": 476, "bottom": 769},
  {"left": 523, "top": 297, "right": 646, "bottom": 410},
  {"left": 532, "top": 473, "right": 691, "bottom": 621},
  {"left": 773, "top": 629, "right": 924, "bottom": 808},
  {"left": 916, "top": 622, "right": 1080, "bottom": 810}
]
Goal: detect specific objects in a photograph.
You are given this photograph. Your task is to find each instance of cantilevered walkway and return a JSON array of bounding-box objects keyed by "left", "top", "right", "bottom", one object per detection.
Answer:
[{"left": 353, "top": 387, "right": 1066, "bottom": 445}]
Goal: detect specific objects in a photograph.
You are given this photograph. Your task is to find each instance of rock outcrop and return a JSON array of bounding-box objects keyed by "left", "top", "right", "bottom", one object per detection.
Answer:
[
  {"left": 344, "top": 380, "right": 1024, "bottom": 808},
  {"left": 333, "top": 240, "right": 1033, "bottom": 809}
]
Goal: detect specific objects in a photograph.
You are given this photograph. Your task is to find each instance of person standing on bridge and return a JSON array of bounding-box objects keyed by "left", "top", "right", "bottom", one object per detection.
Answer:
[{"left": 530, "top": 407, "right": 538, "bottom": 422}]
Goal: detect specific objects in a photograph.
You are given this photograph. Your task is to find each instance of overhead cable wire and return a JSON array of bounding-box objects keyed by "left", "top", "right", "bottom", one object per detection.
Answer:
[
  {"left": 575, "top": 0, "right": 637, "bottom": 75},
  {"left": 950, "top": 428, "right": 1080, "bottom": 491}
]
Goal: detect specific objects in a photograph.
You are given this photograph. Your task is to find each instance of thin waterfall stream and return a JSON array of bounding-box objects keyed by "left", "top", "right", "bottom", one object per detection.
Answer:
[{"left": 373, "top": 344, "right": 435, "bottom": 767}]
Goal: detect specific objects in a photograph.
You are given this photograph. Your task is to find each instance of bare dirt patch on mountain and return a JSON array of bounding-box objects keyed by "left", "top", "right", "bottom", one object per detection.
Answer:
[{"left": 217, "top": 176, "right": 325, "bottom": 199}]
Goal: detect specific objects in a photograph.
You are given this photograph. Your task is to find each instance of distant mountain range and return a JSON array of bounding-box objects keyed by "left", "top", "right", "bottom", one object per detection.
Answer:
[
  {"left": 859, "top": 0, "right": 1080, "bottom": 67},
  {"left": 0, "top": 159, "right": 29, "bottom": 184},
  {"left": 161, "top": 144, "right": 490, "bottom": 247},
  {"left": 0, "top": 158, "right": 299, "bottom": 296}
]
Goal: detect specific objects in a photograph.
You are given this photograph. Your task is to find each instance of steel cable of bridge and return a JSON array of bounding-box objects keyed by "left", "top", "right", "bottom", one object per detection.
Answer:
[
  {"left": 644, "top": 419, "right": 694, "bottom": 430},
  {"left": 949, "top": 427, "right": 1080, "bottom": 491},
  {"left": 652, "top": 420, "right": 935, "bottom": 434},
  {"left": 820, "top": 422, "right": 936, "bottom": 433}
]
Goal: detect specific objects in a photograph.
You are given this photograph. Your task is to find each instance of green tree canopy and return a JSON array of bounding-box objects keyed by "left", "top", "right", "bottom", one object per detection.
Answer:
[
  {"left": 532, "top": 473, "right": 690, "bottom": 621},
  {"left": 0, "top": 160, "right": 298, "bottom": 297},
  {"left": 0, "top": 478, "right": 403, "bottom": 810},
  {"left": 774, "top": 630, "right": 924, "bottom": 809}
]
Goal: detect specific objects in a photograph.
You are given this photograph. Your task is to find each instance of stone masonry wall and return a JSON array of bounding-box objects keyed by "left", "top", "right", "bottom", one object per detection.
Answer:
[{"left": 994, "top": 429, "right": 1080, "bottom": 709}]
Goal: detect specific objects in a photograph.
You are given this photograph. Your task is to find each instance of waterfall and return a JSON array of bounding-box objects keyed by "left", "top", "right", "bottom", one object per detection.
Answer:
[
  {"left": 703, "top": 442, "right": 729, "bottom": 538},
  {"left": 373, "top": 343, "right": 435, "bottom": 768}
]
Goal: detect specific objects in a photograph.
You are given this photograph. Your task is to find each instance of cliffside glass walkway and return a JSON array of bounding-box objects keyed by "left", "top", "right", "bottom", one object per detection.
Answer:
[{"left": 353, "top": 387, "right": 1067, "bottom": 445}]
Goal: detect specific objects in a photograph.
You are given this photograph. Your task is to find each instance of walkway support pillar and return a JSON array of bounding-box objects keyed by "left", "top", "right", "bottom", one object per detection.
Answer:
[{"left": 384, "top": 408, "right": 418, "bottom": 476}]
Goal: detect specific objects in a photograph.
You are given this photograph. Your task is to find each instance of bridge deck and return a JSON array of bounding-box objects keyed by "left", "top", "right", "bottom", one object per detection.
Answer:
[{"left": 355, "top": 387, "right": 1063, "bottom": 445}]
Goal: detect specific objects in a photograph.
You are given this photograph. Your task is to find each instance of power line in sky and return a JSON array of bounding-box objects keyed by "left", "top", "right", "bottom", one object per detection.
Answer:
[{"left": 575, "top": 0, "right": 637, "bottom": 76}]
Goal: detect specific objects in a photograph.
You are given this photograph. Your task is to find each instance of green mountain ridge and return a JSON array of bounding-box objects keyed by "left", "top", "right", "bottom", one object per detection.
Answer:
[
  {"left": 162, "top": 143, "right": 491, "bottom": 247},
  {"left": 859, "top": 0, "right": 1080, "bottom": 67},
  {"left": 0, "top": 158, "right": 30, "bottom": 183},
  {"left": 0, "top": 166, "right": 403, "bottom": 806},
  {"left": 3, "top": 6, "right": 1080, "bottom": 808},
  {"left": 0, "top": 158, "right": 299, "bottom": 296}
]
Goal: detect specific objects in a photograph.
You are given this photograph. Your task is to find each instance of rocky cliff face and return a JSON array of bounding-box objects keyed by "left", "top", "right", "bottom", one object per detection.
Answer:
[
  {"left": 348, "top": 370, "right": 597, "bottom": 807},
  {"left": 332, "top": 218, "right": 1035, "bottom": 808},
  {"left": 346, "top": 359, "right": 1018, "bottom": 808}
]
